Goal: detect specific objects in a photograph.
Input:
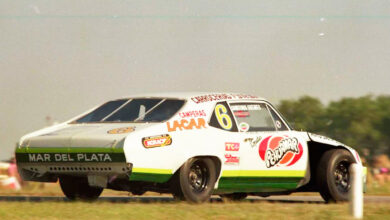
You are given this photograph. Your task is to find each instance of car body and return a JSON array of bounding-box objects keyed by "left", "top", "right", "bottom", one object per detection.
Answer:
[{"left": 15, "top": 92, "right": 365, "bottom": 202}]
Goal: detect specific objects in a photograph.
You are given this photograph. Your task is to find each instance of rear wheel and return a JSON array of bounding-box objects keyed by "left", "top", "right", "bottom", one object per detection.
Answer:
[
  {"left": 173, "top": 158, "right": 217, "bottom": 203},
  {"left": 59, "top": 176, "right": 103, "bottom": 201},
  {"left": 316, "top": 149, "right": 355, "bottom": 203}
]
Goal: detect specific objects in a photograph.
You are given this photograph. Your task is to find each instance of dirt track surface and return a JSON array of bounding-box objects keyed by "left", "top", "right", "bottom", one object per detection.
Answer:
[{"left": 0, "top": 195, "right": 389, "bottom": 203}]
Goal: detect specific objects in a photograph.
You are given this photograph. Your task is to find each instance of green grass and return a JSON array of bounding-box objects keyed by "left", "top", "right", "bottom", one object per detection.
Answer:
[
  {"left": 0, "top": 201, "right": 389, "bottom": 220},
  {"left": 0, "top": 183, "right": 131, "bottom": 196},
  {"left": 2, "top": 181, "right": 390, "bottom": 196},
  {"left": 1, "top": 182, "right": 390, "bottom": 220},
  {"left": 367, "top": 183, "right": 390, "bottom": 195}
]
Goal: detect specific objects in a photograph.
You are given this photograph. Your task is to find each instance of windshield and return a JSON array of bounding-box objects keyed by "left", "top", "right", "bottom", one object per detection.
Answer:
[{"left": 74, "top": 98, "right": 185, "bottom": 123}]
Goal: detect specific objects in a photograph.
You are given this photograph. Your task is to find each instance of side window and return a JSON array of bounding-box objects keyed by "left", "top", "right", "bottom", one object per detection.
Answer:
[
  {"left": 267, "top": 105, "right": 289, "bottom": 131},
  {"left": 209, "top": 102, "right": 238, "bottom": 132},
  {"left": 230, "top": 103, "right": 276, "bottom": 132}
]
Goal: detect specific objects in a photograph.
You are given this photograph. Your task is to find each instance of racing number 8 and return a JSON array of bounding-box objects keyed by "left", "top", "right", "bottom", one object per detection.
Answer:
[{"left": 215, "top": 104, "right": 233, "bottom": 130}]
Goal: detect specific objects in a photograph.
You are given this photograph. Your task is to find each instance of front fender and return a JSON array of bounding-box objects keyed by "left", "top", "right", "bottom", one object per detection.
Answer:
[
  {"left": 306, "top": 132, "right": 366, "bottom": 192},
  {"left": 307, "top": 132, "right": 362, "bottom": 165}
]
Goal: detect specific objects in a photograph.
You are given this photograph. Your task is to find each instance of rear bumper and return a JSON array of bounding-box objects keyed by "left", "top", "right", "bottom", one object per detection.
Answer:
[
  {"left": 15, "top": 147, "right": 130, "bottom": 182},
  {"left": 17, "top": 162, "right": 131, "bottom": 182}
]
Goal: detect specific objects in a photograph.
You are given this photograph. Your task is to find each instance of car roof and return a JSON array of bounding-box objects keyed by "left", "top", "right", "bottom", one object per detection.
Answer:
[{"left": 119, "top": 92, "right": 267, "bottom": 102}]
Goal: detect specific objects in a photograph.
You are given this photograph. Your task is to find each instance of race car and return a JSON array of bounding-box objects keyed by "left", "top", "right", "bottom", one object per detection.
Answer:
[{"left": 15, "top": 93, "right": 364, "bottom": 203}]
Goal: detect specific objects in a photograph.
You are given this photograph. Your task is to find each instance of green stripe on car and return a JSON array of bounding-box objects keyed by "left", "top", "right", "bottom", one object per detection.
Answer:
[
  {"left": 130, "top": 168, "right": 173, "bottom": 183},
  {"left": 217, "top": 170, "right": 305, "bottom": 192},
  {"left": 222, "top": 170, "right": 305, "bottom": 177}
]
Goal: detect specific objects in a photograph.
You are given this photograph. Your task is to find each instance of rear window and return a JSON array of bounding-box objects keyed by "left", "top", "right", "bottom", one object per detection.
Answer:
[
  {"left": 76, "top": 100, "right": 127, "bottom": 123},
  {"left": 74, "top": 98, "right": 185, "bottom": 123}
]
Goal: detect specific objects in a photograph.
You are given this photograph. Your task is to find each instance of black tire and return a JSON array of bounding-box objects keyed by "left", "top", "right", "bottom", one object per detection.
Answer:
[
  {"left": 59, "top": 176, "right": 103, "bottom": 201},
  {"left": 316, "top": 149, "right": 355, "bottom": 203},
  {"left": 172, "top": 192, "right": 185, "bottom": 201},
  {"left": 174, "top": 157, "right": 217, "bottom": 203},
  {"left": 220, "top": 193, "right": 247, "bottom": 201}
]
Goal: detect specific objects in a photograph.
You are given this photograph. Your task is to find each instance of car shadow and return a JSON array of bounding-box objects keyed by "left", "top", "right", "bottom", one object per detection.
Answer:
[{"left": 0, "top": 195, "right": 325, "bottom": 204}]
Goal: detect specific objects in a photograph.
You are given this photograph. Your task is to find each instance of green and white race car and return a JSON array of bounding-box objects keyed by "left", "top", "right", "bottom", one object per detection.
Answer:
[{"left": 15, "top": 93, "right": 364, "bottom": 203}]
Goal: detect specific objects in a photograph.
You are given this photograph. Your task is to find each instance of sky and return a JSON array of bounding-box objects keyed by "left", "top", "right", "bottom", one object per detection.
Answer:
[{"left": 1, "top": 0, "right": 390, "bottom": 160}]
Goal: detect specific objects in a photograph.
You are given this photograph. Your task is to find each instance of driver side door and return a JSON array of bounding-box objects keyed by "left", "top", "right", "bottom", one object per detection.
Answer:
[{"left": 227, "top": 101, "right": 309, "bottom": 192}]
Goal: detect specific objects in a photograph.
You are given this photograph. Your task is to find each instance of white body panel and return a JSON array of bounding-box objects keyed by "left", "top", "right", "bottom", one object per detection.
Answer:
[{"left": 16, "top": 92, "right": 363, "bottom": 194}]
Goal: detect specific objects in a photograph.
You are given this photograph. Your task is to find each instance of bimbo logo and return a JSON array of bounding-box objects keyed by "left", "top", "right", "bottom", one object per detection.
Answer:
[{"left": 259, "top": 135, "right": 303, "bottom": 168}]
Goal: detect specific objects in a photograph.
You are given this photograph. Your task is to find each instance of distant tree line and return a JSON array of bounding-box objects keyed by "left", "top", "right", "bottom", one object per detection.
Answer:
[{"left": 277, "top": 95, "right": 390, "bottom": 163}]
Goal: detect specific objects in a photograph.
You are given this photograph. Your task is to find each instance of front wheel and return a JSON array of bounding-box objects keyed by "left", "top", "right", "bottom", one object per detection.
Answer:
[
  {"left": 316, "top": 149, "right": 355, "bottom": 203},
  {"left": 59, "top": 176, "right": 103, "bottom": 201},
  {"left": 173, "top": 158, "right": 217, "bottom": 203}
]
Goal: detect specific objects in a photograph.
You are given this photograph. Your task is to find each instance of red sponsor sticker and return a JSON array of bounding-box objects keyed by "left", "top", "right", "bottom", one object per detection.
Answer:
[
  {"left": 239, "top": 122, "right": 249, "bottom": 132},
  {"left": 258, "top": 135, "right": 303, "bottom": 168},
  {"left": 225, "top": 142, "right": 240, "bottom": 151},
  {"left": 191, "top": 94, "right": 258, "bottom": 104},
  {"left": 178, "top": 110, "right": 206, "bottom": 118},
  {"left": 225, "top": 154, "right": 240, "bottom": 164},
  {"left": 142, "top": 134, "right": 172, "bottom": 148},
  {"left": 234, "top": 111, "right": 250, "bottom": 118}
]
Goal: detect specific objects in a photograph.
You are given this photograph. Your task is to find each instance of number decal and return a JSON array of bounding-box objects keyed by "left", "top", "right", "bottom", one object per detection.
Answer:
[{"left": 215, "top": 104, "right": 233, "bottom": 130}]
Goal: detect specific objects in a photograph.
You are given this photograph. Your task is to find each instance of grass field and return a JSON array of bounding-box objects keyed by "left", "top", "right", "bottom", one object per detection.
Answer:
[
  {"left": 1, "top": 182, "right": 390, "bottom": 219},
  {"left": 0, "top": 201, "right": 389, "bottom": 220},
  {"left": 1, "top": 181, "right": 390, "bottom": 196}
]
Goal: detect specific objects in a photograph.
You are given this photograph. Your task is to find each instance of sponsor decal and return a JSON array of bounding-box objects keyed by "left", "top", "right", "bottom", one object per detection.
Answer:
[
  {"left": 239, "top": 122, "right": 250, "bottom": 132},
  {"left": 178, "top": 110, "right": 206, "bottom": 118},
  {"left": 108, "top": 127, "right": 135, "bottom": 134},
  {"left": 27, "top": 153, "right": 113, "bottom": 162},
  {"left": 244, "top": 136, "right": 262, "bottom": 148},
  {"left": 231, "top": 104, "right": 261, "bottom": 111},
  {"left": 259, "top": 135, "right": 303, "bottom": 168},
  {"left": 142, "top": 134, "right": 172, "bottom": 148},
  {"left": 231, "top": 105, "right": 248, "bottom": 111},
  {"left": 247, "top": 104, "right": 261, "bottom": 110},
  {"left": 191, "top": 94, "right": 258, "bottom": 104},
  {"left": 224, "top": 154, "right": 240, "bottom": 165},
  {"left": 166, "top": 118, "right": 206, "bottom": 132},
  {"left": 225, "top": 142, "right": 240, "bottom": 151},
  {"left": 234, "top": 111, "right": 250, "bottom": 118},
  {"left": 215, "top": 104, "right": 233, "bottom": 130}
]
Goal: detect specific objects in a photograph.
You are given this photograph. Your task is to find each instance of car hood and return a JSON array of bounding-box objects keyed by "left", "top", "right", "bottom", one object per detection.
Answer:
[{"left": 19, "top": 123, "right": 153, "bottom": 149}]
